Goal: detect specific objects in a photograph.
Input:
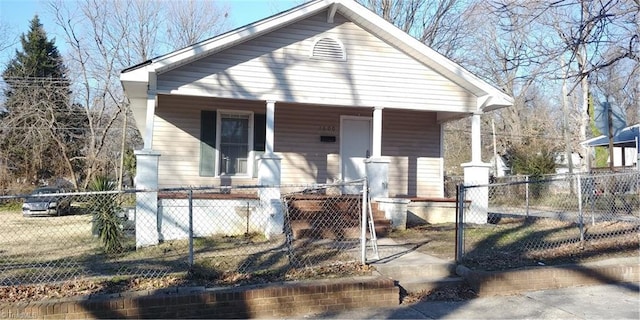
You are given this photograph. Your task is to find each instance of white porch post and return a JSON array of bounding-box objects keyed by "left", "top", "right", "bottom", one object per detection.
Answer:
[
  {"left": 134, "top": 150, "right": 160, "bottom": 247},
  {"left": 143, "top": 93, "right": 157, "bottom": 149},
  {"left": 470, "top": 112, "right": 482, "bottom": 163},
  {"left": 462, "top": 112, "right": 490, "bottom": 224},
  {"left": 365, "top": 107, "right": 389, "bottom": 198},
  {"left": 135, "top": 92, "right": 161, "bottom": 247},
  {"left": 372, "top": 107, "right": 382, "bottom": 157},
  {"left": 265, "top": 100, "right": 275, "bottom": 154},
  {"left": 259, "top": 100, "right": 282, "bottom": 238}
]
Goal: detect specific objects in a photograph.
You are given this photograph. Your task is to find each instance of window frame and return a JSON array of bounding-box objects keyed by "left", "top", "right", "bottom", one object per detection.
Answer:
[{"left": 215, "top": 109, "right": 254, "bottom": 177}]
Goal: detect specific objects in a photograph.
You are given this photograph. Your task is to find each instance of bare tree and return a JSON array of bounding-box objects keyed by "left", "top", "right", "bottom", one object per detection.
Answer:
[
  {"left": 48, "top": 0, "right": 231, "bottom": 188},
  {"left": 0, "top": 22, "right": 17, "bottom": 62},
  {"left": 360, "top": 0, "right": 473, "bottom": 58},
  {"left": 164, "top": 0, "right": 231, "bottom": 49}
]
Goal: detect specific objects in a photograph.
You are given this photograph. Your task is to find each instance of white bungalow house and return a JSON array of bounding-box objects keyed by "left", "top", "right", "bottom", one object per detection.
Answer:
[{"left": 120, "top": 0, "right": 513, "bottom": 246}]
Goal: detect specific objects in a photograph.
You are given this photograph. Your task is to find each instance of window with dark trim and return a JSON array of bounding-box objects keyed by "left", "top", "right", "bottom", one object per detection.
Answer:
[{"left": 199, "top": 111, "right": 266, "bottom": 177}]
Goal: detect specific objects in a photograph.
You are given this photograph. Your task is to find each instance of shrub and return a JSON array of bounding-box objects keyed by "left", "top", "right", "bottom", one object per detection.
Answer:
[{"left": 89, "top": 175, "right": 124, "bottom": 253}]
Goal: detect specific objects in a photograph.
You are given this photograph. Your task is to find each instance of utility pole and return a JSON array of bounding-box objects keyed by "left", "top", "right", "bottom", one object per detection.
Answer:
[
  {"left": 606, "top": 100, "right": 615, "bottom": 172},
  {"left": 561, "top": 59, "right": 574, "bottom": 175},
  {"left": 492, "top": 119, "right": 498, "bottom": 176},
  {"left": 118, "top": 104, "right": 128, "bottom": 190},
  {"left": 561, "top": 60, "right": 575, "bottom": 194}
]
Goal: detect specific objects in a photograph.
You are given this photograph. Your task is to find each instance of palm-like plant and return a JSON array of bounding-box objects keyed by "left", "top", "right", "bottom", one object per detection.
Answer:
[{"left": 89, "top": 175, "right": 123, "bottom": 253}]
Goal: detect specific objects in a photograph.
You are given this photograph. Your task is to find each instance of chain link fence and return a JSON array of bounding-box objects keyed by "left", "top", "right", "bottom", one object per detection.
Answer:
[
  {"left": 0, "top": 180, "right": 368, "bottom": 286},
  {"left": 457, "top": 171, "right": 640, "bottom": 270}
]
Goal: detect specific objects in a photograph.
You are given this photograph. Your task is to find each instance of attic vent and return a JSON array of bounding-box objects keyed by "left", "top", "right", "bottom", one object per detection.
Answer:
[{"left": 311, "top": 37, "right": 346, "bottom": 61}]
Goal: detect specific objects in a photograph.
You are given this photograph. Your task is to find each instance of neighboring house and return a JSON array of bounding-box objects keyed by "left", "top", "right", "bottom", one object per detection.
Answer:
[
  {"left": 554, "top": 152, "right": 583, "bottom": 174},
  {"left": 582, "top": 124, "right": 640, "bottom": 170},
  {"left": 491, "top": 152, "right": 583, "bottom": 177},
  {"left": 607, "top": 147, "right": 638, "bottom": 167},
  {"left": 490, "top": 155, "right": 510, "bottom": 177},
  {"left": 120, "top": 0, "right": 512, "bottom": 245}
]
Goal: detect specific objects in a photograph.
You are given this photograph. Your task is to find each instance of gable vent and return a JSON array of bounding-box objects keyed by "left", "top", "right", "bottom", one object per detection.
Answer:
[{"left": 311, "top": 37, "right": 346, "bottom": 61}]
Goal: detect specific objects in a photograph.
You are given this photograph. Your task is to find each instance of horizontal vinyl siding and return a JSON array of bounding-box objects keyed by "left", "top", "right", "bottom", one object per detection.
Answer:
[
  {"left": 275, "top": 106, "right": 443, "bottom": 196},
  {"left": 153, "top": 95, "right": 263, "bottom": 188},
  {"left": 382, "top": 110, "right": 443, "bottom": 197},
  {"left": 275, "top": 104, "right": 365, "bottom": 185},
  {"left": 157, "top": 12, "right": 476, "bottom": 112},
  {"left": 154, "top": 96, "right": 444, "bottom": 195}
]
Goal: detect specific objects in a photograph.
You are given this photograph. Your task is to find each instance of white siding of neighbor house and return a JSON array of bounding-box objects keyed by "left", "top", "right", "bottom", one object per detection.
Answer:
[
  {"left": 153, "top": 95, "right": 443, "bottom": 197},
  {"left": 156, "top": 12, "right": 476, "bottom": 112}
]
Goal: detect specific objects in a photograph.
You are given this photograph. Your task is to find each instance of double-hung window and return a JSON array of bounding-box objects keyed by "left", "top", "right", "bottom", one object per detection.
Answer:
[
  {"left": 200, "top": 110, "right": 264, "bottom": 177},
  {"left": 218, "top": 112, "right": 251, "bottom": 175}
]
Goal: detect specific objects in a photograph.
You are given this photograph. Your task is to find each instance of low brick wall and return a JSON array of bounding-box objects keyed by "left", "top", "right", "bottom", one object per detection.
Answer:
[
  {"left": 457, "top": 257, "right": 640, "bottom": 296},
  {"left": 0, "top": 276, "right": 398, "bottom": 319}
]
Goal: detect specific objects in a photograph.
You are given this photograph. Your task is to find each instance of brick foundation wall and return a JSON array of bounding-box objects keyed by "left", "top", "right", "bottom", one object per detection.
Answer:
[
  {"left": 0, "top": 276, "right": 398, "bottom": 319},
  {"left": 457, "top": 258, "right": 640, "bottom": 296}
]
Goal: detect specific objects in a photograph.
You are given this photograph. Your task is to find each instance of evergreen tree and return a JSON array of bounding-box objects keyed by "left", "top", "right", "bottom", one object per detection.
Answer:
[{"left": 1, "top": 16, "right": 85, "bottom": 185}]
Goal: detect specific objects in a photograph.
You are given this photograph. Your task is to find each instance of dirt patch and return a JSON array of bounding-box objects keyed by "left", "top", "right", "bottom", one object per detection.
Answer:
[{"left": 402, "top": 284, "right": 478, "bottom": 304}]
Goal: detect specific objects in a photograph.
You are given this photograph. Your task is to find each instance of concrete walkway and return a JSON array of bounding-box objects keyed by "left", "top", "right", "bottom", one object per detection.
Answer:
[{"left": 299, "top": 283, "right": 640, "bottom": 319}]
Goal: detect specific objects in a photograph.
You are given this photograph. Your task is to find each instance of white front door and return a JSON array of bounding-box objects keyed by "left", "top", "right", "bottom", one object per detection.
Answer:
[{"left": 341, "top": 117, "right": 372, "bottom": 193}]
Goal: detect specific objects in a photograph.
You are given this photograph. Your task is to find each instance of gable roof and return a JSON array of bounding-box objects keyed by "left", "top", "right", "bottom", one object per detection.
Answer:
[{"left": 121, "top": 0, "right": 512, "bottom": 111}]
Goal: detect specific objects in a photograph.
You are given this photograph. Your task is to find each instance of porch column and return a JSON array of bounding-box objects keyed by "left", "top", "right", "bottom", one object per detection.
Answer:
[
  {"left": 259, "top": 100, "right": 282, "bottom": 238},
  {"left": 143, "top": 93, "right": 157, "bottom": 149},
  {"left": 134, "top": 149, "right": 160, "bottom": 248},
  {"left": 372, "top": 107, "right": 383, "bottom": 157},
  {"left": 636, "top": 136, "right": 639, "bottom": 171},
  {"left": 265, "top": 100, "right": 275, "bottom": 154},
  {"left": 470, "top": 113, "right": 482, "bottom": 162},
  {"left": 462, "top": 113, "right": 490, "bottom": 224},
  {"left": 366, "top": 107, "right": 389, "bottom": 198}
]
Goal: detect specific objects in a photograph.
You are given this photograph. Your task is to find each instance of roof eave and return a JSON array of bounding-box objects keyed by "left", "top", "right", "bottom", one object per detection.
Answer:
[
  {"left": 124, "top": 0, "right": 333, "bottom": 76},
  {"left": 119, "top": 0, "right": 514, "bottom": 108},
  {"left": 121, "top": 66, "right": 153, "bottom": 99},
  {"left": 335, "top": 0, "right": 513, "bottom": 109}
]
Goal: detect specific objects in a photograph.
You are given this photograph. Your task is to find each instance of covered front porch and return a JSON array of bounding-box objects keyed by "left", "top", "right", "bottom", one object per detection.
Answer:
[{"left": 136, "top": 94, "right": 461, "bottom": 198}]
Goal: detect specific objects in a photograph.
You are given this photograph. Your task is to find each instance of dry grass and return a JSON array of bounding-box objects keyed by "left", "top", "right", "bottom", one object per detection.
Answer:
[
  {"left": 390, "top": 216, "right": 639, "bottom": 271},
  {"left": 0, "top": 207, "right": 373, "bottom": 303},
  {"left": 1, "top": 206, "right": 638, "bottom": 303},
  {"left": 0, "top": 210, "right": 99, "bottom": 261}
]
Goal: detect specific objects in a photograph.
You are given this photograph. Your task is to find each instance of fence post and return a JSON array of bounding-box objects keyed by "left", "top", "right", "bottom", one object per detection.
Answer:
[
  {"left": 455, "top": 183, "right": 465, "bottom": 263},
  {"left": 361, "top": 179, "right": 368, "bottom": 264},
  {"left": 576, "top": 174, "right": 584, "bottom": 242},
  {"left": 525, "top": 175, "right": 530, "bottom": 218},
  {"left": 188, "top": 189, "right": 194, "bottom": 267}
]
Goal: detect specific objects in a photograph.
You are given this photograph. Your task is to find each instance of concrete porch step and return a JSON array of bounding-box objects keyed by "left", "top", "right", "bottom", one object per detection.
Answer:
[
  {"left": 374, "top": 261, "right": 463, "bottom": 294},
  {"left": 290, "top": 219, "right": 392, "bottom": 239},
  {"left": 396, "top": 276, "right": 467, "bottom": 294},
  {"left": 374, "top": 262, "right": 457, "bottom": 282},
  {"left": 370, "top": 237, "right": 461, "bottom": 293}
]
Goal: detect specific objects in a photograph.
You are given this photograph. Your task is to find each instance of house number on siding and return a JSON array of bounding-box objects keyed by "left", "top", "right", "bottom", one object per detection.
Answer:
[{"left": 318, "top": 125, "right": 336, "bottom": 132}]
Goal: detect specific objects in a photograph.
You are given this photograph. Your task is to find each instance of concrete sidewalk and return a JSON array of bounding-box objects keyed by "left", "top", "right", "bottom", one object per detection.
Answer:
[{"left": 297, "top": 283, "right": 640, "bottom": 319}]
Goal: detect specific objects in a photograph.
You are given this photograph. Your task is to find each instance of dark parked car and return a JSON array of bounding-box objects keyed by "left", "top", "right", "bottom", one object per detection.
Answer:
[{"left": 22, "top": 187, "right": 71, "bottom": 217}]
